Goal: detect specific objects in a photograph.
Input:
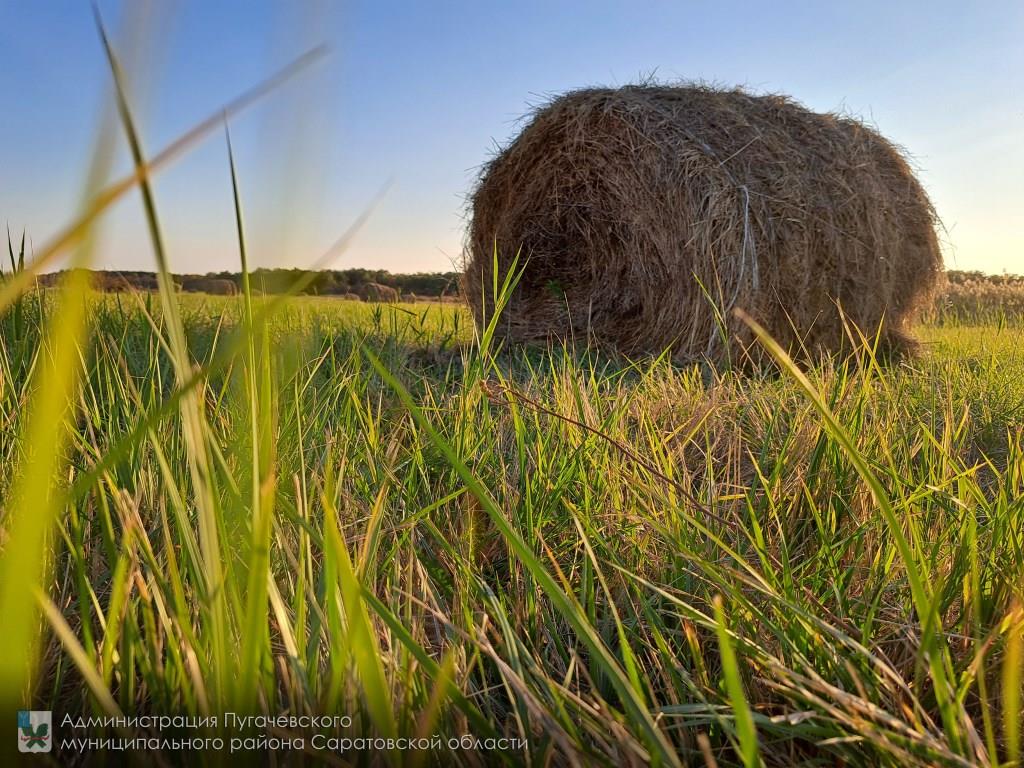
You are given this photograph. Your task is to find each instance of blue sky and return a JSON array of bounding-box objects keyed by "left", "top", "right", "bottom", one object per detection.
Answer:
[{"left": 1, "top": 1, "right": 1021, "bottom": 274}]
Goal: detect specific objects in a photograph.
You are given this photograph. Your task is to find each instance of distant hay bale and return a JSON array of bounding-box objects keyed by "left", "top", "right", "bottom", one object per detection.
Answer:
[
  {"left": 465, "top": 85, "right": 942, "bottom": 363},
  {"left": 359, "top": 282, "right": 399, "bottom": 302},
  {"left": 189, "top": 278, "right": 238, "bottom": 296},
  {"left": 96, "top": 272, "right": 160, "bottom": 292},
  {"left": 106, "top": 275, "right": 140, "bottom": 292}
]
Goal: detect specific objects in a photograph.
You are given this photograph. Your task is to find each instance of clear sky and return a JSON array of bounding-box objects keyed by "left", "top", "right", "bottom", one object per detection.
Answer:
[{"left": 1, "top": 1, "right": 1021, "bottom": 275}]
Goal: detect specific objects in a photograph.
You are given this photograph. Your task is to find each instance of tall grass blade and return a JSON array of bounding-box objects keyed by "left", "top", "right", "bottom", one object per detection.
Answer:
[
  {"left": 95, "top": 7, "right": 231, "bottom": 707},
  {"left": 712, "top": 595, "right": 761, "bottom": 768}
]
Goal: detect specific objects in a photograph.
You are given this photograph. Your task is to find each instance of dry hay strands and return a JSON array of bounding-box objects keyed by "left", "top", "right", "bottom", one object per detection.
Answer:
[{"left": 464, "top": 84, "right": 943, "bottom": 366}]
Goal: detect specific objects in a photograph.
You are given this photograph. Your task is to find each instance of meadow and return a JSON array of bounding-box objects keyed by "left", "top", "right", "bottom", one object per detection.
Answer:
[{"left": 1, "top": 278, "right": 1022, "bottom": 766}]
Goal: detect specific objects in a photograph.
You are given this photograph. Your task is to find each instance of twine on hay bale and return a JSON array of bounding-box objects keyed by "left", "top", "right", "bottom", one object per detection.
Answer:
[{"left": 464, "top": 84, "right": 943, "bottom": 364}]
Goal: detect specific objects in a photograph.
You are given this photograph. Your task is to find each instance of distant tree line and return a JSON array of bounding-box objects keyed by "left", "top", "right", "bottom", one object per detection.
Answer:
[
  {"left": 944, "top": 270, "right": 1024, "bottom": 286},
  {"left": 29, "top": 268, "right": 1023, "bottom": 298},
  {"left": 34, "top": 268, "right": 464, "bottom": 299}
]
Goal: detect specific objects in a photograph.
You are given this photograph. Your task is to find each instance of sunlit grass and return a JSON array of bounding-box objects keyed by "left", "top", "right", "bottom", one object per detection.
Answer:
[{"left": 1, "top": 273, "right": 1022, "bottom": 765}]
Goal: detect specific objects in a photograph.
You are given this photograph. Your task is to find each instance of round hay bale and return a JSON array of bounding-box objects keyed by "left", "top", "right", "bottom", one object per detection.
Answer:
[
  {"left": 464, "top": 85, "right": 942, "bottom": 363},
  {"left": 191, "top": 278, "right": 238, "bottom": 296},
  {"left": 359, "top": 282, "right": 399, "bottom": 302}
]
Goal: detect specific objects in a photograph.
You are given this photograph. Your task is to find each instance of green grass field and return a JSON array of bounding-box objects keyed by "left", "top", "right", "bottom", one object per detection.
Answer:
[{"left": 1, "top": 283, "right": 1022, "bottom": 766}]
